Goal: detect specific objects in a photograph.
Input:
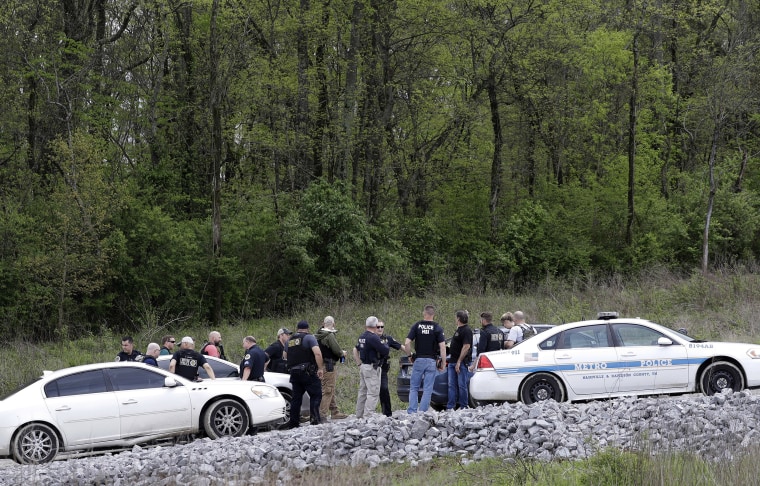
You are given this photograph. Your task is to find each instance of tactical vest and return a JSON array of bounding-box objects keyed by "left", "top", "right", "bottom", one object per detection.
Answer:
[
  {"left": 483, "top": 325, "right": 505, "bottom": 351},
  {"left": 287, "top": 333, "right": 314, "bottom": 367}
]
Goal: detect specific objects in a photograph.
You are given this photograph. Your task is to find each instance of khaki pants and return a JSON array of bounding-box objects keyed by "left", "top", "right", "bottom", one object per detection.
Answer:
[
  {"left": 356, "top": 364, "right": 381, "bottom": 418},
  {"left": 319, "top": 369, "right": 340, "bottom": 418}
]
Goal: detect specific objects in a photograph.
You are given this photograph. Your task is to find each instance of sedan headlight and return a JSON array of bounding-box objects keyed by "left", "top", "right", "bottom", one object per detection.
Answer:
[
  {"left": 251, "top": 384, "right": 279, "bottom": 398},
  {"left": 746, "top": 349, "right": 760, "bottom": 359}
]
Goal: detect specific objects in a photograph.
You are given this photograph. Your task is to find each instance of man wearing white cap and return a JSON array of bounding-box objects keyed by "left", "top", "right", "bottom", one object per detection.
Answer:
[{"left": 169, "top": 336, "right": 216, "bottom": 381}]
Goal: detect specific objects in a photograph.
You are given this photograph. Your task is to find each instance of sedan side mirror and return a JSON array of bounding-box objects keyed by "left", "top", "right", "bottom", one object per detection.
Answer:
[
  {"left": 164, "top": 376, "right": 179, "bottom": 387},
  {"left": 657, "top": 337, "right": 673, "bottom": 346}
]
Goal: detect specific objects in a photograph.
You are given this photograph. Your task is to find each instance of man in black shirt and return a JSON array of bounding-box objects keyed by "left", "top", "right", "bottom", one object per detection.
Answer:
[
  {"left": 353, "top": 316, "right": 389, "bottom": 418},
  {"left": 403, "top": 305, "right": 446, "bottom": 413},
  {"left": 265, "top": 328, "right": 291, "bottom": 373},
  {"left": 116, "top": 336, "right": 144, "bottom": 362},
  {"left": 447, "top": 310, "right": 473, "bottom": 410},
  {"left": 169, "top": 336, "right": 216, "bottom": 381},
  {"left": 377, "top": 320, "right": 403, "bottom": 416},
  {"left": 285, "top": 321, "right": 325, "bottom": 428},
  {"left": 240, "top": 336, "right": 267, "bottom": 382},
  {"left": 478, "top": 312, "right": 504, "bottom": 352},
  {"left": 470, "top": 311, "right": 504, "bottom": 372}
]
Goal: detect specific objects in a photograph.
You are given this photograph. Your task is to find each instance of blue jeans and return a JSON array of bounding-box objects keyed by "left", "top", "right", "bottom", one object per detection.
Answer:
[
  {"left": 408, "top": 358, "right": 437, "bottom": 413},
  {"left": 446, "top": 362, "right": 470, "bottom": 409}
]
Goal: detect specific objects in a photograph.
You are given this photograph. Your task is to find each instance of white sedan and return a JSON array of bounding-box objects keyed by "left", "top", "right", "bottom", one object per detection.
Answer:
[
  {"left": 156, "top": 354, "right": 311, "bottom": 424},
  {"left": 470, "top": 312, "right": 760, "bottom": 404},
  {"left": 0, "top": 361, "right": 286, "bottom": 464}
]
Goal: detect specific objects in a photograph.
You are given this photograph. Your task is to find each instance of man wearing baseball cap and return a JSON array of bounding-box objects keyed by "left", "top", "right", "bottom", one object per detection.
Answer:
[
  {"left": 264, "top": 327, "right": 292, "bottom": 374},
  {"left": 169, "top": 336, "right": 216, "bottom": 381}
]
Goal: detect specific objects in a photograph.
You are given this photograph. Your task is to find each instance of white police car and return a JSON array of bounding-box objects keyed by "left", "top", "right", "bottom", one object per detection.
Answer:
[{"left": 469, "top": 312, "right": 760, "bottom": 404}]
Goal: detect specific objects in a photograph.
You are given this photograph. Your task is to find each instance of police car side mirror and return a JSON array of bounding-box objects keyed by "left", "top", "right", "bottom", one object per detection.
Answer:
[
  {"left": 657, "top": 337, "right": 673, "bottom": 346},
  {"left": 164, "top": 376, "right": 179, "bottom": 388}
]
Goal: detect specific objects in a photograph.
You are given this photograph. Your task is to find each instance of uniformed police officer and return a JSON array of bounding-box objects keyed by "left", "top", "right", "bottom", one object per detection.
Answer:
[
  {"left": 285, "top": 321, "right": 325, "bottom": 428},
  {"left": 169, "top": 336, "right": 216, "bottom": 381},
  {"left": 353, "top": 316, "right": 389, "bottom": 418},
  {"left": 376, "top": 320, "right": 402, "bottom": 416},
  {"left": 116, "top": 336, "right": 144, "bottom": 362},
  {"left": 240, "top": 336, "right": 267, "bottom": 382},
  {"left": 403, "top": 305, "right": 446, "bottom": 413}
]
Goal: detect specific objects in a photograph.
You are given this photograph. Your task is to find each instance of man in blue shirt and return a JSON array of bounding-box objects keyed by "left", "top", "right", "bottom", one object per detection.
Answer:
[{"left": 240, "top": 336, "right": 267, "bottom": 382}]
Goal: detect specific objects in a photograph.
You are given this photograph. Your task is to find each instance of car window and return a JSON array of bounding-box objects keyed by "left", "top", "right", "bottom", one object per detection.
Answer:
[
  {"left": 612, "top": 323, "right": 667, "bottom": 346},
  {"left": 158, "top": 356, "right": 239, "bottom": 378},
  {"left": 44, "top": 370, "right": 109, "bottom": 398},
  {"left": 558, "top": 325, "right": 610, "bottom": 349},
  {"left": 538, "top": 334, "right": 558, "bottom": 350},
  {"left": 205, "top": 359, "right": 239, "bottom": 378},
  {"left": 105, "top": 367, "right": 169, "bottom": 391}
]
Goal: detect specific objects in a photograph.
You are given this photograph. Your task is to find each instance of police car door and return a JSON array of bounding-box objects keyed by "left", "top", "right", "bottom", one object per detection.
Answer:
[
  {"left": 554, "top": 324, "right": 619, "bottom": 396},
  {"left": 610, "top": 322, "right": 690, "bottom": 392}
]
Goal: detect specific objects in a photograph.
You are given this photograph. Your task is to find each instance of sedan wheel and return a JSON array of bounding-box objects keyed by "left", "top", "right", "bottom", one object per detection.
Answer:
[
  {"left": 12, "top": 423, "right": 60, "bottom": 464},
  {"left": 278, "top": 389, "right": 293, "bottom": 430},
  {"left": 203, "top": 399, "right": 250, "bottom": 439},
  {"left": 700, "top": 361, "right": 744, "bottom": 395},
  {"left": 520, "top": 373, "right": 566, "bottom": 404}
]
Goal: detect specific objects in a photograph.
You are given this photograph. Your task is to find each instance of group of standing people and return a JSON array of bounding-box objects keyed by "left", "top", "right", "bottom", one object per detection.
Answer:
[
  {"left": 405, "top": 306, "right": 535, "bottom": 414},
  {"left": 116, "top": 332, "right": 226, "bottom": 381},
  {"left": 113, "top": 307, "right": 533, "bottom": 426}
]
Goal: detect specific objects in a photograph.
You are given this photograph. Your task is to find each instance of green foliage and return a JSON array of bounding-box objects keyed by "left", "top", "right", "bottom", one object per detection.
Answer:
[
  {"left": 110, "top": 203, "right": 206, "bottom": 328},
  {"left": 2, "top": 0, "right": 760, "bottom": 335}
]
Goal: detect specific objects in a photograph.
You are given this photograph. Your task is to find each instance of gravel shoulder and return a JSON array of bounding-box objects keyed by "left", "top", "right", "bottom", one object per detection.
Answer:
[{"left": 2, "top": 390, "right": 759, "bottom": 485}]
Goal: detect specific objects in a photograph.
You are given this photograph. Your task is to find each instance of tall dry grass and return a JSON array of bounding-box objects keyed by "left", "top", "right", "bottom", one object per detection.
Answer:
[{"left": 3, "top": 266, "right": 760, "bottom": 484}]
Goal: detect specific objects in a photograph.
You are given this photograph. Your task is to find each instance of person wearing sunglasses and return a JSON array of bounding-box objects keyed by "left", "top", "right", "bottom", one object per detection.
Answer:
[
  {"left": 375, "top": 320, "right": 403, "bottom": 416},
  {"left": 159, "top": 335, "right": 176, "bottom": 355},
  {"left": 354, "top": 316, "right": 389, "bottom": 418}
]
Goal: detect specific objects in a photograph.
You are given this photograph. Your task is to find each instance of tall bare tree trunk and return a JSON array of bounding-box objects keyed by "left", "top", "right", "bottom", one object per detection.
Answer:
[
  {"left": 487, "top": 69, "right": 503, "bottom": 242},
  {"left": 210, "top": 0, "right": 223, "bottom": 324},
  {"left": 702, "top": 122, "right": 720, "bottom": 275},
  {"left": 626, "top": 33, "right": 639, "bottom": 246}
]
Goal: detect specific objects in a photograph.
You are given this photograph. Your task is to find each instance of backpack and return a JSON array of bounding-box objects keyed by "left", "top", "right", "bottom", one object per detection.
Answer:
[{"left": 520, "top": 324, "right": 536, "bottom": 340}]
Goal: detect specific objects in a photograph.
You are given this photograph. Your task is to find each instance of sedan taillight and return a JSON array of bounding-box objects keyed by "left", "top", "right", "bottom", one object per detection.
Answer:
[{"left": 476, "top": 355, "right": 494, "bottom": 370}]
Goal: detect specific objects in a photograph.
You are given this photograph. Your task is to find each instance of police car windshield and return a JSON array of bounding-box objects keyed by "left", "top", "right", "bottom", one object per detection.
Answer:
[{"left": 671, "top": 328, "right": 695, "bottom": 341}]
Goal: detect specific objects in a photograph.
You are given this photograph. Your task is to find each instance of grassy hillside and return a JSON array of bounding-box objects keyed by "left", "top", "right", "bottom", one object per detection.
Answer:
[{"left": 3, "top": 267, "right": 760, "bottom": 483}]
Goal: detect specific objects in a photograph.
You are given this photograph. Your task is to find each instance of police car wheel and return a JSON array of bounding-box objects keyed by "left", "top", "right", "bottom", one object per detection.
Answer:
[
  {"left": 12, "top": 423, "right": 60, "bottom": 464},
  {"left": 520, "top": 373, "right": 566, "bottom": 404},
  {"left": 203, "top": 399, "right": 250, "bottom": 439},
  {"left": 700, "top": 361, "right": 744, "bottom": 395}
]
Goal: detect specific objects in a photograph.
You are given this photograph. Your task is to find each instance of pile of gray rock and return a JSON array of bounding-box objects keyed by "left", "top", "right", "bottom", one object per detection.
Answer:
[{"left": 6, "top": 390, "right": 760, "bottom": 485}]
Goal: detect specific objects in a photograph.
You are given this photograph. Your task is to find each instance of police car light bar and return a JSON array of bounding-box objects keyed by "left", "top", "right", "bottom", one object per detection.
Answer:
[{"left": 597, "top": 311, "right": 619, "bottom": 320}]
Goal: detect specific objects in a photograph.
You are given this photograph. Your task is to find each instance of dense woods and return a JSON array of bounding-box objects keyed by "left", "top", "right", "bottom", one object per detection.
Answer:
[{"left": 1, "top": 0, "right": 759, "bottom": 338}]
